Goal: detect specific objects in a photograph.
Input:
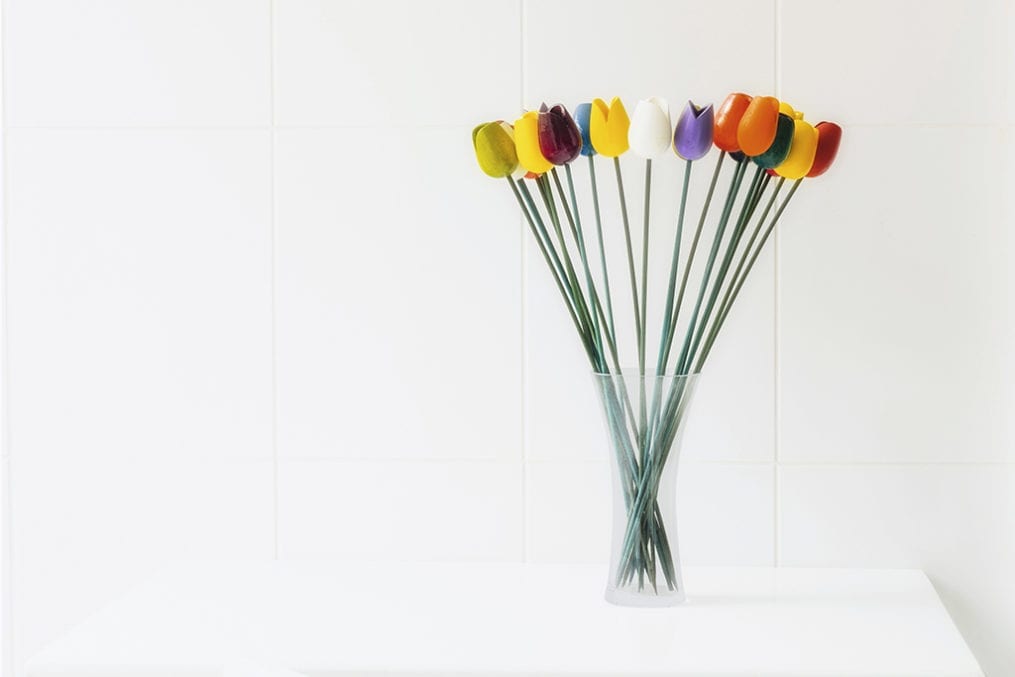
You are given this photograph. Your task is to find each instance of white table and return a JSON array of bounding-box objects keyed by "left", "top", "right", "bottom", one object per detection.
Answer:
[{"left": 26, "top": 561, "right": 983, "bottom": 677}]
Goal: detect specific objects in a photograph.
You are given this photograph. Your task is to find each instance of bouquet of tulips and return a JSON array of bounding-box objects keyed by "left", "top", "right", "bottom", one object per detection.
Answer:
[{"left": 472, "top": 93, "right": 841, "bottom": 600}]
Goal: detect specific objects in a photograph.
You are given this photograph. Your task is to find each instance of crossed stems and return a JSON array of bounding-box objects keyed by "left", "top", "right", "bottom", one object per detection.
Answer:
[{"left": 506, "top": 153, "right": 803, "bottom": 592}]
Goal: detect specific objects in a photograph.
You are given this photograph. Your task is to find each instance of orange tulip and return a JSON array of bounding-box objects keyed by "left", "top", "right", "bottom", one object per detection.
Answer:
[
  {"left": 737, "top": 96, "right": 780, "bottom": 157},
  {"left": 713, "top": 93, "right": 752, "bottom": 152}
]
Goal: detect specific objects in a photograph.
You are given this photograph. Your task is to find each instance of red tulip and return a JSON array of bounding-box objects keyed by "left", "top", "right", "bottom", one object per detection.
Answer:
[{"left": 806, "top": 122, "right": 842, "bottom": 177}]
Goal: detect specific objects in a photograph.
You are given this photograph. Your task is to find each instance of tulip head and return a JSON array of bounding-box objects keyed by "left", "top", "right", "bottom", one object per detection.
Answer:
[
  {"left": 806, "top": 122, "right": 842, "bottom": 178},
  {"left": 590, "top": 97, "right": 630, "bottom": 157},
  {"left": 538, "top": 104, "right": 582, "bottom": 165},
  {"left": 673, "top": 101, "right": 714, "bottom": 161},
  {"left": 472, "top": 121, "right": 519, "bottom": 178},
  {"left": 778, "top": 101, "right": 803, "bottom": 120},
  {"left": 514, "top": 111, "right": 554, "bottom": 175},
  {"left": 775, "top": 119, "right": 819, "bottom": 179},
  {"left": 629, "top": 97, "right": 671, "bottom": 159},
  {"left": 574, "top": 103, "right": 596, "bottom": 157},
  {"left": 737, "top": 96, "right": 780, "bottom": 157},
  {"left": 713, "top": 93, "right": 752, "bottom": 152},
  {"left": 501, "top": 122, "right": 530, "bottom": 180},
  {"left": 753, "top": 113, "right": 794, "bottom": 169}
]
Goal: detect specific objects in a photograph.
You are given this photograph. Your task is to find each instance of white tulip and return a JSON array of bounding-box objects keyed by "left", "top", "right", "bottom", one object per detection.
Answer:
[{"left": 628, "top": 97, "right": 672, "bottom": 159}]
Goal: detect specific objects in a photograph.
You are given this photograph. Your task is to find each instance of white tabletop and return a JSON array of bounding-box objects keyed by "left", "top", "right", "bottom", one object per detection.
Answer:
[{"left": 26, "top": 561, "right": 982, "bottom": 677}]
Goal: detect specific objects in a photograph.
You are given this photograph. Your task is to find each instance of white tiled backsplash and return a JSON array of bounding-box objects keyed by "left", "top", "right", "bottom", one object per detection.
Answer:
[{"left": 3, "top": 0, "right": 1014, "bottom": 675}]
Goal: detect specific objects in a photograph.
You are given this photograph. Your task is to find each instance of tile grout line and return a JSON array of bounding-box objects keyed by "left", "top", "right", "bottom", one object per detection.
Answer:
[
  {"left": 268, "top": 457, "right": 1013, "bottom": 467},
  {"left": 773, "top": 0, "right": 782, "bottom": 569},
  {"left": 4, "top": 123, "right": 1008, "bottom": 131},
  {"left": 1, "top": 0, "right": 13, "bottom": 666},
  {"left": 1, "top": 0, "right": 15, "bottom": 669},
  {"left": 519, "top": 0, "right": 528, "bottom": 564},
  {"left": 269, "top": 0, "right": 280, "bottom": 562}
]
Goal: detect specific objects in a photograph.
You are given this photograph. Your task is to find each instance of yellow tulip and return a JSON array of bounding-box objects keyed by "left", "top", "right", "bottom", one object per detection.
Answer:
[
  {"left": 493, "top": 121, "right": 529, "bottom": 179},
  {"left": 778, "top": 101, "right": 803, "bottom": 120},
  {"left": 589, "top": 97, "right": 630, "bottom": 157},
  {"left": 471, "top": 121, "right": 519, "bottom": 178},
  {"left": 775, "top": 119, "right": 819, "bottom": 179},
  {"left": 514, "top": 111, "right": 553, "bottom": 175}
]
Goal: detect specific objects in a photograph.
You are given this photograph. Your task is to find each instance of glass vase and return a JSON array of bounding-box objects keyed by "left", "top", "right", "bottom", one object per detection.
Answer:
[{"left": 591, "top": 370, "right": 699, "bottom": 607}]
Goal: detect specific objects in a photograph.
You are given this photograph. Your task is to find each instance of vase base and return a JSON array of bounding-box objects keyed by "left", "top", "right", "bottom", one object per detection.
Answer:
[{"left": 604, "top": 585, "right": 686, "bottom": 608}]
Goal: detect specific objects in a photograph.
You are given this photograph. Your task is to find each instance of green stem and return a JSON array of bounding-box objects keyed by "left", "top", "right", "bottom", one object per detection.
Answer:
[
  {"left": 619, "top": 174, "right": 805, "bottom": 585},
  {"left": 536, "top": 175, "right": 603, "bottom": 369},
  {"left": 618, "top": 158, "right": 749, "bottom": 580},
  {"left": 515, "top": 177, "right": 643, "bottom": 516},
  {"left": 641, "top": 160, "right": 652, "bottom": 364},
  {"left": 614, "top": 156, "right": 642, "bottom": 357},
  {"left": 673, "top": 158, "right": 748, "bottom": 375},
  {"left": 613, "top": 156, "right": 645, "bottom": 465},
  {"left": 552, "top": 167, "right": 604, "bottom": 358},
  {"left": 588, "top": 156, "right": 618, "bottom": 348},
  {"left": 562, "top": 164, "right": 649, "bottom": 481},
  {"left": 661, "top": 151, "right": 725, "bottom": 371},
  {"left": 697, "top": 179, "right": 802, "bottom": 368},
  {"left": 510, "top": 179, "right": 596, "bottom": 363},
  {"left": 681, "top": 166, "right": 769, "bottom": 373},
  {"left": 517, "top": 180, "right": 580, "bottom": 316},
  {"left": 637, "top": 159, "right": 651, "bottom": 466},
  {"left": 697, "top": 178, "right": 785, "bottom": 365},
  {"left": 649, "top": 166, "right": 770, "bottom": 477},
  {"left": 647, "top": 160, "right": 692, "bottom": 444},
  {"left": 615, "top": 376, "right": 694, "bottom": 581}
]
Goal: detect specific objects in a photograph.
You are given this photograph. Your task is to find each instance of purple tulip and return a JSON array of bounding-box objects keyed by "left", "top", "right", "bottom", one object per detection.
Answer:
[
  {"left": 673, "top": 101, "right": 714, "bottom": 161},
  {"left": 538, "top": 104, "right": 583, "bottom": 165}
]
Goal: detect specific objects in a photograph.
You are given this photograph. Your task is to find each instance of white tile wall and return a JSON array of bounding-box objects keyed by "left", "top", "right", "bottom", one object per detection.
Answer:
[
  {"left": 6, "top": 130, "right": 274, "bottom": 464},
  {"left": 273, "top": 0, "right": 520, "bottom": 127},
  {"left": 1008, "top": 3, "right": 1015, "bottom": 125},
  {"left": 779, "top": 126, "right": 1012, "bottom": 463},
  {"left": 5, "top": 127, "right": 275, "bottom": 670},
  {"left": 5, "top": 0, "right": 272, "bottom": 127},
  {"left": 523, "top": 0, "right": 776, "bottom": 113},
  {"left": 277, "top": 460, "right": 523, "bottom": 561},
  {"left": 274, "top": 127, "right": 522, "bottom": 461},
  {"left": 3, "top": 1, "right": 1013, "bottom": 676},
  {"left": 780, "top": 0, "right": 1007, "bottom": 126}
]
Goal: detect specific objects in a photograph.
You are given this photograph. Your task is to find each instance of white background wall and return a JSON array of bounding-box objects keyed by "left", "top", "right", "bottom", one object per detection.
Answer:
[{"left": 2, "top": 0, "right": 1014, "bottom": 675}]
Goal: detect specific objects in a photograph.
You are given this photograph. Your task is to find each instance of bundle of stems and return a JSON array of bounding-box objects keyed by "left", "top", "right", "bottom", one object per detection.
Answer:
[{"left": 473, "top": 95, "right": 841, "bottom": 591}]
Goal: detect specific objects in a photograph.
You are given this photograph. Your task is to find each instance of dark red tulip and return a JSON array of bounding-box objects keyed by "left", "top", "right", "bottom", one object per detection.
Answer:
[
  {"left": 806, "top": 122, "right": 842, "bottom": 177},
  {"left": 538, "top": 104, "right": 583, "bottom": 165}
]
